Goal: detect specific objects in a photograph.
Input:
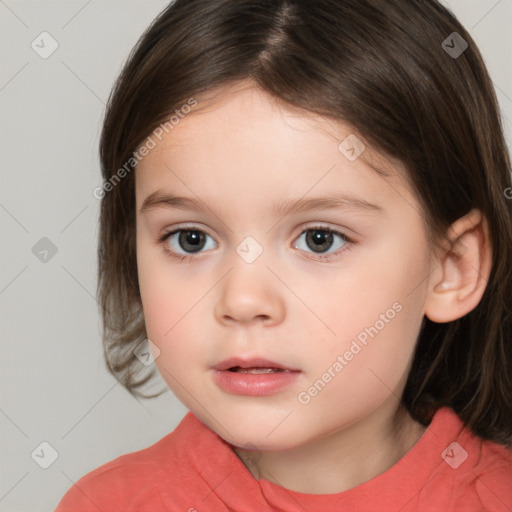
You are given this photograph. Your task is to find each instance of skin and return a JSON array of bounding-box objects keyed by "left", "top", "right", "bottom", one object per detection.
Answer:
[{"left": 134, "top": 81, "right": 491, "bottom": 494}]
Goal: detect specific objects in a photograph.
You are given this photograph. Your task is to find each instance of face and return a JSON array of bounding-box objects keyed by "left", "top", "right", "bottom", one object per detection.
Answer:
[{"left": 135, "top": 83, "right": 434, "bottom": 451}]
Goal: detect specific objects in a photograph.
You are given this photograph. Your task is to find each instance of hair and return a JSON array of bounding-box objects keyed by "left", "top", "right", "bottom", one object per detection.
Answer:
[{"left": 97, "top": 0, "right": 512, "bottom": 446}]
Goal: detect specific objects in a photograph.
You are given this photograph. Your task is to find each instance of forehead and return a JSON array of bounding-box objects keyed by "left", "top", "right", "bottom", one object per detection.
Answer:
[
  {"left": 140, "top": 83, "right": 379, "bottom": 161},
  {"left": 134, "top": 83, "right": 412, "bottom": 213}
]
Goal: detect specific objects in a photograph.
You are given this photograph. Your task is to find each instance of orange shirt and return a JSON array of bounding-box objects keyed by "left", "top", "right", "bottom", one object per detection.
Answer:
[{"left": 55, "top": 407, "right": 512, "bottom": 511}]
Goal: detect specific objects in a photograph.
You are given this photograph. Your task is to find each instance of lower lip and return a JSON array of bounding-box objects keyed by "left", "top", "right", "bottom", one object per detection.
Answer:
[{"left": 212, "top": 369, "right": 301, "bottom": 396}]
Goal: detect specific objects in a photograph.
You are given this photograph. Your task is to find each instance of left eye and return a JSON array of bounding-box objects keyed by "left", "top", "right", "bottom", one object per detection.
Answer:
[{"left": 294, "top": 227, "right": 349, "bottom": 256}]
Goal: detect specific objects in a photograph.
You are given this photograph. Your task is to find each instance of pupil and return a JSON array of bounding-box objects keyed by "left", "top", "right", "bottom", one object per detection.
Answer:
[
  {"left": 307, "top": 230, "right": 333, "bottom": 253},
  {"left": 179, "top": 230, "right": 205, "bottom": 253}
]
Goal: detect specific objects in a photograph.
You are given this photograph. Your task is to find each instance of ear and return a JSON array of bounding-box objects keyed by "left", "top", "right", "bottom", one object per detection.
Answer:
[{"left": 425, "top": 209, "right": 492, "bottom": 323}]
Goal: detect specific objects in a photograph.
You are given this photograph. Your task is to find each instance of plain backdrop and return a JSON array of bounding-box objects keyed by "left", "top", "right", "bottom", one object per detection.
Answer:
[{"left": 0, "top": 1, "right": 511, "bottom": 510}]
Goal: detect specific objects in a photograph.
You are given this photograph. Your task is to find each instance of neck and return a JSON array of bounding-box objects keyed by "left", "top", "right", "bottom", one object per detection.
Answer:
[{"left": 234, "top": 402, "right": 428, "bottom": 495}]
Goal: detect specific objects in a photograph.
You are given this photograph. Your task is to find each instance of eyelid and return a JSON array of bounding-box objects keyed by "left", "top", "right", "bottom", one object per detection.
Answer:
[
  {"left": 158, "top": 222, "right": 216, "bottom": 242},
  {"left": 297, "top": 221, "right": 352, "bottom": 237}
]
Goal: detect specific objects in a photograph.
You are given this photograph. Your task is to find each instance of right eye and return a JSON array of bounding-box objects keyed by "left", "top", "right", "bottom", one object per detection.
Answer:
[{"left": 159, "top": 228, "right": 217, "bottom": 261}]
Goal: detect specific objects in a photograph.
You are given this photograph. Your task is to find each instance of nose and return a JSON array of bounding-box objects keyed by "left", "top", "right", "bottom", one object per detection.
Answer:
[{"left": 214, "top": 258, "right": 286, "bottom": 327}]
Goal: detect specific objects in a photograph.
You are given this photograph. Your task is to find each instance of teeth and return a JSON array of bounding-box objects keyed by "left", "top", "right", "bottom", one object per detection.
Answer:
[{"left": 231, "top": 367, "right": 286, "bottom": 374}]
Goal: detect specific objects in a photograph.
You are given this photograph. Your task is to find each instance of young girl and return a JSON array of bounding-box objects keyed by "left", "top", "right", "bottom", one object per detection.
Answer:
[{"left": 56, "top": 0, "right": 512, "bottom": 510}]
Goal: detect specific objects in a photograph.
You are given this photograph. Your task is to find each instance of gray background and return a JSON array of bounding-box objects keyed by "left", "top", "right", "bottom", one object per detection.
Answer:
[{"left": 0, "top": 1, "right": 511, "bottom": 510}]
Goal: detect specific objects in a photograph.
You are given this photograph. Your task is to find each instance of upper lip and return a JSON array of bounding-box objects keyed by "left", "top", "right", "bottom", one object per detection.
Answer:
[{"left": 213, "top": 357, "right": 300, "bottom": 372}]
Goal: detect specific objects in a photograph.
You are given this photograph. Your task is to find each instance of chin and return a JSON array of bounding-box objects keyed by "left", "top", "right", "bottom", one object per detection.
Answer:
[{"left": 196, "top": 410, "right": 307, "bottom": 451}]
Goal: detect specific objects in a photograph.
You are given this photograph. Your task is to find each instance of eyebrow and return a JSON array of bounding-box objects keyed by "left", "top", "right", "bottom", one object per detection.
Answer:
[{"left": 140, "top": 189, "right": 384, "bottom": 216}]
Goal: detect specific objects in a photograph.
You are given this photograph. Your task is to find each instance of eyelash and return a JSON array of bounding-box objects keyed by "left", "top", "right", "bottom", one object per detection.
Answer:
[{"left": 157, "top": 225, "right": 354, "bottom": 263}]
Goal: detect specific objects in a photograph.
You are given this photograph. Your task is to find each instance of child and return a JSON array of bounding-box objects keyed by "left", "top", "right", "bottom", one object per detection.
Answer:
[{"left": 56, "top": 0, "right": 512, "bottom": 510}]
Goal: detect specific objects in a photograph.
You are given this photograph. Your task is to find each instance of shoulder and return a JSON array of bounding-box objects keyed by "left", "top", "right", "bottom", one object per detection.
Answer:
[
  {"left": 417, "top": 408, "right": 512, "bottom": 511},
  {"left": 54, "top": 412, "right": 199, "bottom": 512},
  {"left": 54, "top": 437, "right": 175, "bottom": 511},
  {"left": 449, "top": 423, "right": 512, "bottom": 511},
  {"left": 470, "top": 439, "right": 512, "bottom": 511}
]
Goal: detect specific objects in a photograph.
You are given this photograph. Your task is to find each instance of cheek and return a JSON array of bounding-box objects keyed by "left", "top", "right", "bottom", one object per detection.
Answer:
[
  {"left": 142, "top": 287, "right": 208, "bottom": 392},
  {"left": 139, "top": 280, "right": 204, "bottom": 357},
  {"left": 321, "top": 241, "right": 428, "bottom": 340},
  {"left": 298, "top": 299, "right": 425, "bottom": 426},
  {"left": 312, "top": 237, "right": 429, "bottom": 400},
  {"left": 137, "top": 237, "right": 193, "bottom": 333},
  {"left": 137, "top": 245, "right": 186, "bottom": 352},
  {"left": 136, "top": 243, "right": 216, "bottom": 381}
]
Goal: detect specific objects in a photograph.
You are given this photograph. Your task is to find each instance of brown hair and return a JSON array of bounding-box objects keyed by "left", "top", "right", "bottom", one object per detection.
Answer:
[{"left": 98, "top": 0, "right": 512, "bottom": 445}]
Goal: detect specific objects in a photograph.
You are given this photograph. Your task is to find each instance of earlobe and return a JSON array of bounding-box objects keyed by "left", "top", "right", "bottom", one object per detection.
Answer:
[{"left": 425, "top": 209, "right": 492, "bottom": 324}]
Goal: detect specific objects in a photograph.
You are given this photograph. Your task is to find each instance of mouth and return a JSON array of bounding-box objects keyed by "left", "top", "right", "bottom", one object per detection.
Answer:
[
  {"left": 227, "top": 366, "right": 291, "bottom": 374},
  {"left": 212, "top": 357, "right": 301, "bottom": 396},
  {"left": 213, "top": 357, "right": 300, "bottom": 373}
]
